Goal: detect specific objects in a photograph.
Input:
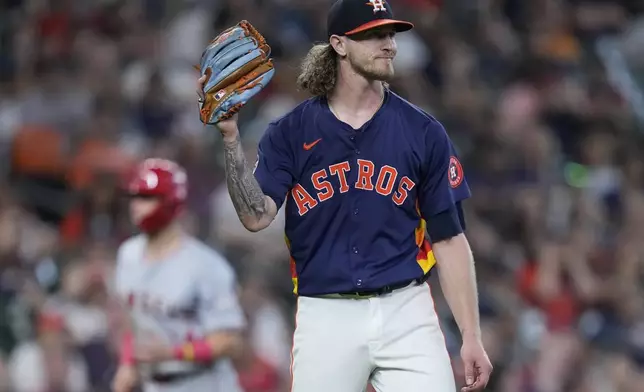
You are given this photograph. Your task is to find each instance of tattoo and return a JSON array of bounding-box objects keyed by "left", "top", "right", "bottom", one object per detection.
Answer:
[{"left": 223, "top": 134, "right": 267, "bottom": 223}]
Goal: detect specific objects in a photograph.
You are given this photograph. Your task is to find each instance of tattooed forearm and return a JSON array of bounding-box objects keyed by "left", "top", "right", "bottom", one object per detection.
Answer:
[{"left": 223, "top": 134, "right": 268, "bottom": 224}]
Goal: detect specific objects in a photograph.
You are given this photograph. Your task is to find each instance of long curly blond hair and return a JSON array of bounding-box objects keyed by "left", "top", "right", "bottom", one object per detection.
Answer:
[{"left": 296, "top": 43, "right": 338, "bottom": 97}]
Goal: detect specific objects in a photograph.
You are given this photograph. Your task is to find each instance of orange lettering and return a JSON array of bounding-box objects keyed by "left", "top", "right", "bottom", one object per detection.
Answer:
[
  {"left": 311, "top": 169, "right": 334, "bottom": 202},
  {"left": 291, "top": 184, "right": 318, "bottom": 215},
  {"left": 375, "top": 165, "right": 398, "bottom": 196},
  {"left": 329, "top": 161, "right": 351, "bottom": 193},
  {"left": 355, "top": 159, "right": 375, "bottom": 190},
  {"left": 392, "top": 176, "right": 415, "bottom": 205}
]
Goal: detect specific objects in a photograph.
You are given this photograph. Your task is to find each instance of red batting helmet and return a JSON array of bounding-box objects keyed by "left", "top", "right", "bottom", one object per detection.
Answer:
[{"left": 126, "top": 158, "right": 188, "bottom": 233}]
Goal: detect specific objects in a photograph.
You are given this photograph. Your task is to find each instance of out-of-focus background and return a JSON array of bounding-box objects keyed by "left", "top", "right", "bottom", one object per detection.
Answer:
[{"left": 1, "top": 0, "right": 644, "bottom": 391}]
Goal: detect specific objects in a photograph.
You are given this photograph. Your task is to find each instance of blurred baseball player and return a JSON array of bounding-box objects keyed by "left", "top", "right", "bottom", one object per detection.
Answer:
[
  {"left": 111, "top": 158, "right": 246, "bottom": 392},
  {"left": 197, "top": 1, "right": 493, "bottom": 391}
]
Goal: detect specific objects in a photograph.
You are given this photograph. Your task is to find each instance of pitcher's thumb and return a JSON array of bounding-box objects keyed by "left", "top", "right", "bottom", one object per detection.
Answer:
[{"left": 464, "top": 359, "right": 475, "bottom": 385}]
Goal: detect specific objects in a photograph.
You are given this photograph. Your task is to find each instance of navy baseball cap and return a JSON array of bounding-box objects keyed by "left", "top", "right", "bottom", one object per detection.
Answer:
[{"left": 327, "top": 0, "right": 414, "bottom": 38}]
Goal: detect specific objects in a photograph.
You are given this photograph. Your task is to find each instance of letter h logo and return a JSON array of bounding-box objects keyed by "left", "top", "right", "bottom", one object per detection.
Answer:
[{"left": 367, "top": 0, "right": 386, "bottom": 13}]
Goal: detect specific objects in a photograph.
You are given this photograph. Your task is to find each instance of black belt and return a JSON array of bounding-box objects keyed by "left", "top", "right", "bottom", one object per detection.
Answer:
[
  {"left": 151, "top": 368, "right": 209, "bottom": 384},
  {"left": 322, "top": 273, "right": 431, "bottom": 299}
]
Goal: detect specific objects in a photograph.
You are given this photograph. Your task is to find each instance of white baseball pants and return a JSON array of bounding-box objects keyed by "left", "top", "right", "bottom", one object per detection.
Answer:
[{"left": 290, "top": 282, "right": 456, "bottom": 392}]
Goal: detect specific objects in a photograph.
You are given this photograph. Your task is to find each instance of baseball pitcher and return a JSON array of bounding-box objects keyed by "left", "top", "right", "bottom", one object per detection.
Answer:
[
  {"left": 195, "top": 1, "right": 493, "bottom": 391},
  {"left": 111, "top": 158, "right": 245, "bottom": 392}
]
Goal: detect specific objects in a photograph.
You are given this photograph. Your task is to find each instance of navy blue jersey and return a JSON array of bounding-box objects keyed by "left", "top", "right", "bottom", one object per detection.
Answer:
[{"left": 253, "top": 90, "right": 471, "bottom": 296}]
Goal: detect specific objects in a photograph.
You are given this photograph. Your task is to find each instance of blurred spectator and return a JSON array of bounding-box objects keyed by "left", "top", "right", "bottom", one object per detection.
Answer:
[
  {"left": 59, "top": 172, "right": 130, "bottom": 249},
  {"left": 43, "top": 252, "right": 114, "bottom": 390},
  {"left": 238, "top": 273, "right": 291, "bottom": 379},
  {"left": 7, "top": 311, "right": 89, "bottom": 392}
]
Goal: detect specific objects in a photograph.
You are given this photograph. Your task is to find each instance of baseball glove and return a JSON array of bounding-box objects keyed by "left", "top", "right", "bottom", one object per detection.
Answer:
[{"left": 196, "top": 20, "right": 275, "bottom": 125}]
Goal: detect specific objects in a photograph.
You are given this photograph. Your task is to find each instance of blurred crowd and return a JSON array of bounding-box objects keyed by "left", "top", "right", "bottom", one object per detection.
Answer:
[{"left": 1, "top": 0, "right": 644, "bottom": 391}]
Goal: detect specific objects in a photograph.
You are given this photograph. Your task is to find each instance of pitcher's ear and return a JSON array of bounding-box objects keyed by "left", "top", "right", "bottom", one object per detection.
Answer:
[{"left": 329, "top": 35, "right": 347, "bottom": 57}]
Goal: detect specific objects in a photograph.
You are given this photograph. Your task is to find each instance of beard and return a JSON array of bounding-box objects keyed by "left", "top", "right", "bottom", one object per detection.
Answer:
[{"left": 348, "top": 54, "right": 395, "bottom": 81}]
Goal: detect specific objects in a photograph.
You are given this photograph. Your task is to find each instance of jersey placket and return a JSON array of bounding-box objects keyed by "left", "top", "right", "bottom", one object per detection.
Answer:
[{"left": 348, "top": 127, "right": 366, "bottom": 290}]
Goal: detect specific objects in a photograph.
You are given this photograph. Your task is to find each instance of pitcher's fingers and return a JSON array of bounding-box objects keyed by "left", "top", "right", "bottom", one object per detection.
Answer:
[
  {"left": 460, "top": 376, "right": 483, "bottom": 392},
  {"left": 461, "top": 365, "right": 492, "bottom": 391},
  {"left": 476, "top": 364, "right": 492, "bottom": 389},
  {"left": 197, "top": 75, "right": 207, "bottom": 101}
]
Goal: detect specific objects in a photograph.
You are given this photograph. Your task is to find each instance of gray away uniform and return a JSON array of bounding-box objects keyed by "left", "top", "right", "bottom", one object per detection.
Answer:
[{"left": 114, "top": 234, "right": 246, "bottom": 392}]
